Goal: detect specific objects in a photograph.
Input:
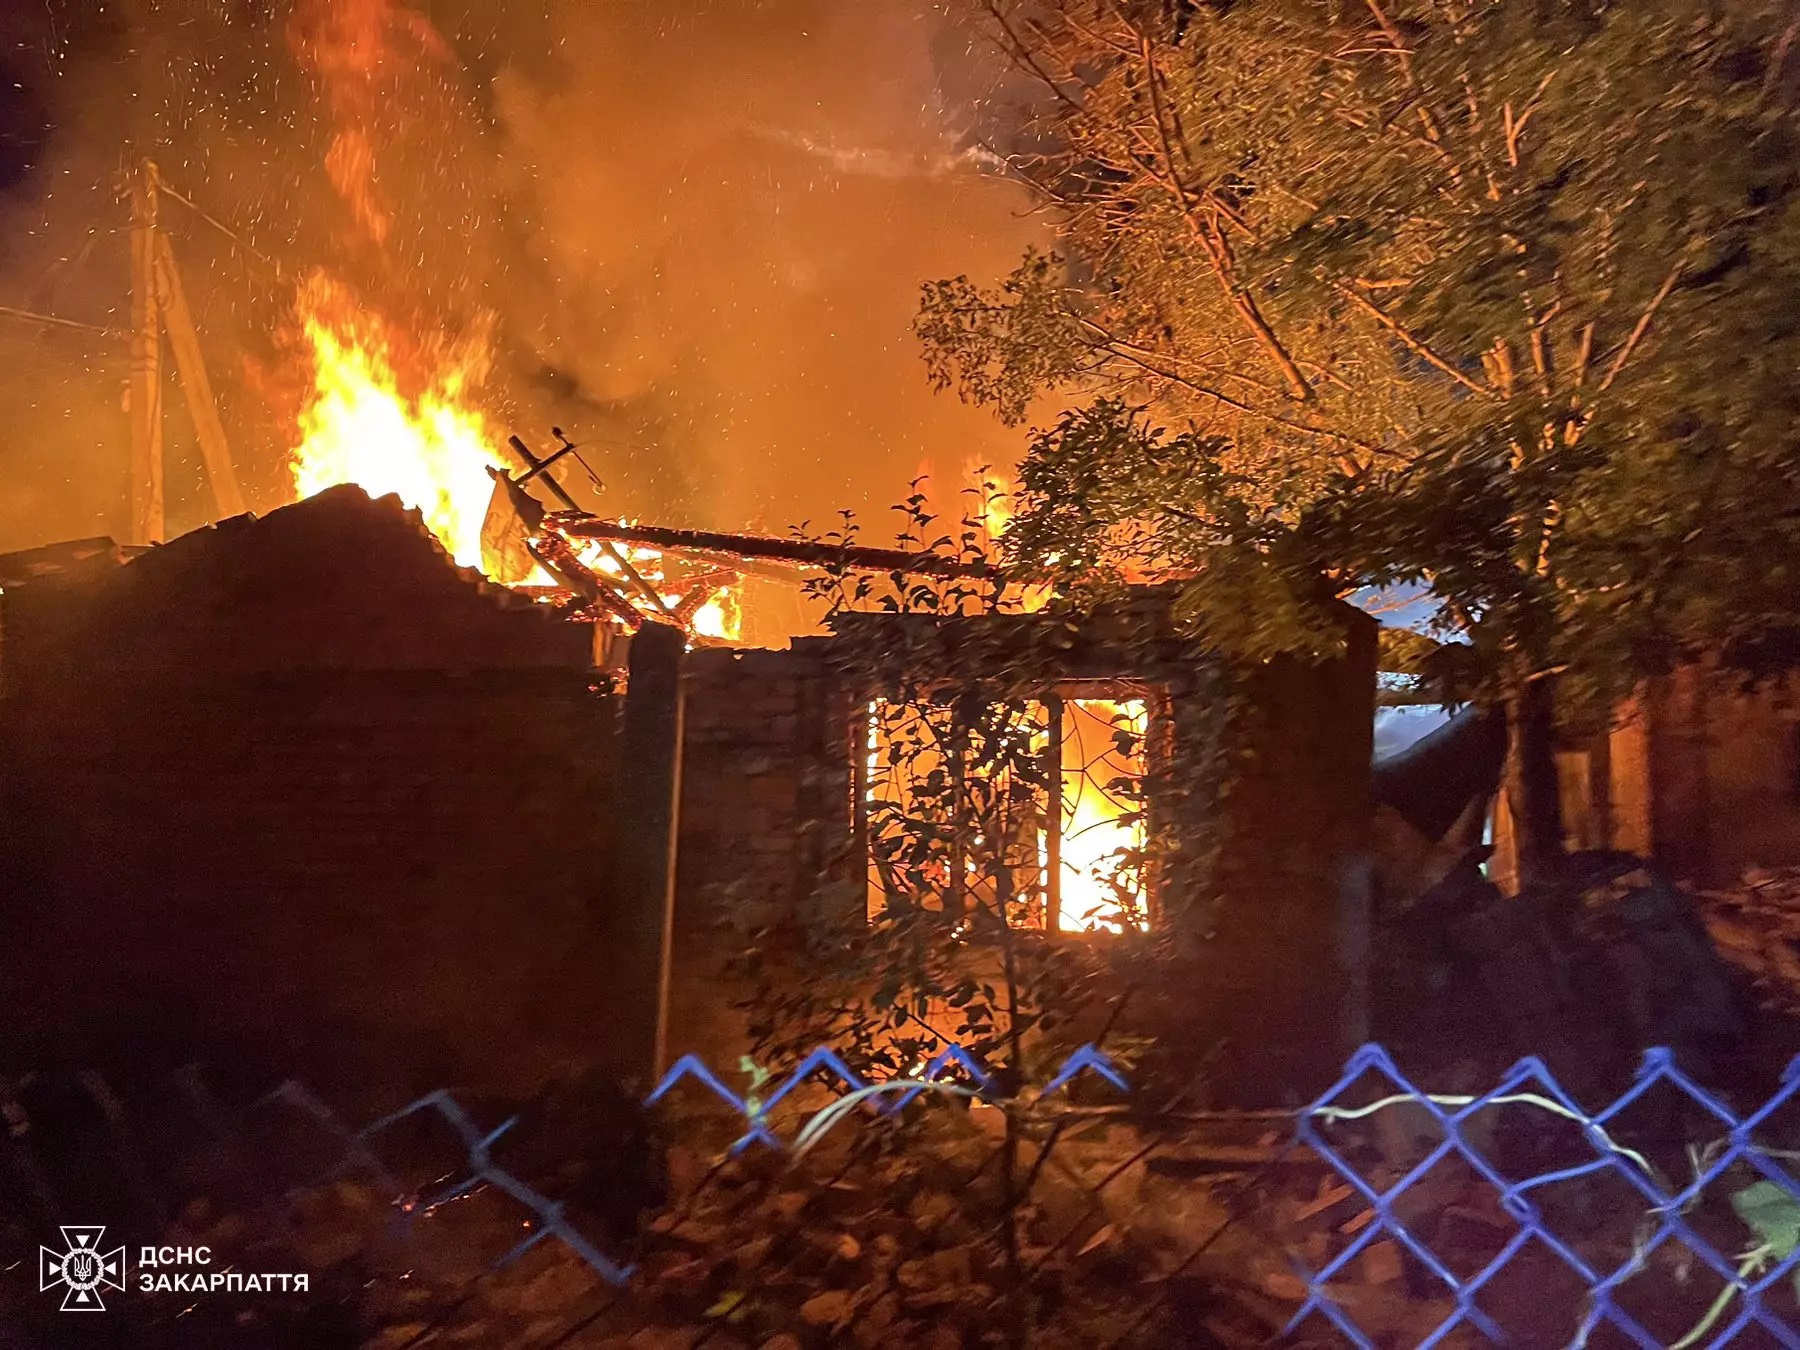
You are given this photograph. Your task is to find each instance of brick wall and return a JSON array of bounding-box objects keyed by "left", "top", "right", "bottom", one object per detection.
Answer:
[
  {"left": 663, "top": 642, "right": 857, "bottom": 1060},
  {"left": 1602, "top": 665, "right": 1800, "bottom": 885},
  {"left": 1152, "top": 615, "right": 1379, "bottom": 1099},
  {"left": 662, "top": 604, "right": 1380, "bottom": 1101},
  {"left": 676, "top": 643, "right": 856, "bottom": 912},
  {"left": 0, "top": 500, "right": 1379, "bottom": 1105},
  {"left": 0, "top": 489, "right": 620, "bottom": 1104}
]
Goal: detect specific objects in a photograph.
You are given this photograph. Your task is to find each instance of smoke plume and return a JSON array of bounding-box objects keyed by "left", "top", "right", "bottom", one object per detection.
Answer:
[{"left": 0, "top": 0, "right": 1041, "bottom": 552}]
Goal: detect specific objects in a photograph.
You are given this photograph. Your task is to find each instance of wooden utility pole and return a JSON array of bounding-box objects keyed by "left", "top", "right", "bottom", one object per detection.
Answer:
[
  {"left": 153, "top": 231, "right": 246, "bottom": 518},
  {"left": 124, "top": 157, "right": 249, "bottom": 544},
  {"left": 128, "top": 161, "right": 165, "bottom": 546}
]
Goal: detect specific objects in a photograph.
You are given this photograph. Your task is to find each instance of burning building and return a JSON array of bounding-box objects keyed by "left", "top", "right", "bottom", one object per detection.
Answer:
[
  {"left": 0, "top": 470, "right": 1378, "bottom": 1102},
  {"left": 0, "top": 45, "right": 1380, "bottom": 1099}
]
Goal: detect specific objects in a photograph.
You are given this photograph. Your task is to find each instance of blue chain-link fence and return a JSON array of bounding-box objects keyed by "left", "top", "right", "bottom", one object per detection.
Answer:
[
  {"left": 1, "top": 1042, "right": 1134, "bottom": 1345},
  {"left": 1294, "top": 1044, "right": 1800, "bottom": 1347},
  {"left": 260, "top": 1041, "right": 1129, "bottom": 1289},
  {"left": 646, "top": 1041, "right": 1128, "bottom": 1154},
  {"left": 15, "top": 1042, "right": 1800, "bottom": 1346}
]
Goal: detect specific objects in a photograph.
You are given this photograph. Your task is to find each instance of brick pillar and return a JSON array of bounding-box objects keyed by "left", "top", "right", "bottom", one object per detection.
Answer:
[
  {"left": 1161, "top": 610, "right": 1378, "bottom": 1104},
  {"left": 1608, "top": 691, "right": 1653, "bottom": 856},
  {"left": 611, "top": 623, "right": 686, "bottom": 1086}
]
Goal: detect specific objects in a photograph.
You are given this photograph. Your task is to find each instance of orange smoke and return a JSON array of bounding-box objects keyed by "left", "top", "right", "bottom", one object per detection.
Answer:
[
  {"left": 286, "top": 0, "right": 450, "bottom": 249},
  {"left": 278, "top": 0, "right": 746, "bottom": 639}
]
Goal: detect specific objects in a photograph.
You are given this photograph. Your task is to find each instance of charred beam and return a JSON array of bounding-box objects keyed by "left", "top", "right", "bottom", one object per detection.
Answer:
[
  {"left": 509, "top": 435, "right": 681, "bottom": 621},
  {"left": 528, "top": 533, "right": 646, "bottom": 631},
  {"left": 506, "top": 434, "right": 581, "bottom": 513},
  {"left": 671, "top": 570, "right": 738, "bottom": 625},
  {"left": 553, "top": 518, "right": 993, "bottom": 578},
  {"left": 650, "top": 549, "right": 813, "bottom": 585}
]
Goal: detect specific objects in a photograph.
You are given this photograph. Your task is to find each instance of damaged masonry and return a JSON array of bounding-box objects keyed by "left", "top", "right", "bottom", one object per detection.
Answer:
[
  {"left": 13, "top": 2, "right": 1800, "bottom": 1342},
  {"left": 4, "top": 450, "right": 1784, "bottom": 1109},
  {"left": 4, "top": 451, "right": 1791, "bottom": 1111},
  {"left": 0, "top": 468, "right": 1377, "bottom": 1104}
]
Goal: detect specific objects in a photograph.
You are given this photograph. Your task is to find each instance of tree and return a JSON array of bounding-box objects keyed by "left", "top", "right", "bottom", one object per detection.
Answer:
[{"left": 921, "top": 0, "right": 1800, "bottom": 883}]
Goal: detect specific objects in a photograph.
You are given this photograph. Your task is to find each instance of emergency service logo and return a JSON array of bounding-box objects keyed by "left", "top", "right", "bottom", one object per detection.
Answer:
[{"left": 39, "top": 1225, "right": 126, "bottom": 1311}]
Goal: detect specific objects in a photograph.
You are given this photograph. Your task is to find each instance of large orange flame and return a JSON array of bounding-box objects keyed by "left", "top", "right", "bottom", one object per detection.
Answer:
[
  {"left": 1057, "top": 698, "right": 1148, "bottom": 934},
  {"left": 284, "top": 271, "right": 743, "bottom": 640},
  {"left": 288, "top": 271, "right": 505, "bottom": 569},
  {"left": 280, "top": 0, "right": 740, "bottom": 639}
]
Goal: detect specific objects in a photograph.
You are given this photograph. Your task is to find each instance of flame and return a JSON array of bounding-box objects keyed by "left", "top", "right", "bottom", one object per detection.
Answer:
[
  {"left": 288, "top": 272, "right": 505, "bottom": 569},
  {"left": 323, "top": 127, "right": 390, "bottom": 244},
  {"left": 973, "top": 465, "right": 1016, "bottom": 545},
  {"left": 1058, "top": 699, "right": 1147, "bottom": 934},
  {"left": 287, "top": 0, "right": 450, "bottom": 248},
  {"left": 281, "top": 0, "right": 744, "bottom": 640},
  {"left": 692, "top": 590, "right": 741, "bottom": 641},
  {"left": 283, "top": 272, "right": 745, "bottom": 639},
  {"left": 966, "top": 460, "right": 1056, "bottom": 614}
]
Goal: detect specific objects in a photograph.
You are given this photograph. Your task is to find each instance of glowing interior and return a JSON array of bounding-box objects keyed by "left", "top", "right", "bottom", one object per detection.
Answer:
[{"left": 863, "top": 694, "right": 1148, "bottom": 934}]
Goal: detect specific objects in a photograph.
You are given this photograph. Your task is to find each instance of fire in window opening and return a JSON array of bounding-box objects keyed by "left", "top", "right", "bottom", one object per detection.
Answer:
[{"left": 861, "top": 688, "right": 1151, "bottom": 935}]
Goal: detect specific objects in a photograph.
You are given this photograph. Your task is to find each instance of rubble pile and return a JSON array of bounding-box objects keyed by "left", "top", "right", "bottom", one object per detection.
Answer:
[
  {"left": 1699, "top": 867, "right": 1800, "bottom": 1017},
  {"left": 1376, "top": 856, "right": 1748, "bottom": 1090}
]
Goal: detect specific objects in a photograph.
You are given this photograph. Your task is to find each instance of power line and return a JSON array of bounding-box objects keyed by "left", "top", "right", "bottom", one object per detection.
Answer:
[
  {"left": 0, "top": 303, "right": 123, "bottom": 340},
  {"left": 147, "top": 164, "right": 289, "bottom": 284}
]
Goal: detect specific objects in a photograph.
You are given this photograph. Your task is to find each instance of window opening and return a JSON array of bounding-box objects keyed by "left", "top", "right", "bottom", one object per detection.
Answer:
[{"left": 862, "top": 689, "right": 1149, "bottom": 934}]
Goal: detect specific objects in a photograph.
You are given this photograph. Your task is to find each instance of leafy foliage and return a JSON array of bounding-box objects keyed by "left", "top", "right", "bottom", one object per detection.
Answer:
[
  {"left": 1376, "top": 627, "right": 1443, "bottom": 677},
  {"left": 924, "top": 0, "right": 1800, "bottom": 869},
  {"left": 926, "top": 0, "right": 1800, "bottom": 671},
  {"left": 716, "top": 483, "right": 1170, "bottom": 1344}
]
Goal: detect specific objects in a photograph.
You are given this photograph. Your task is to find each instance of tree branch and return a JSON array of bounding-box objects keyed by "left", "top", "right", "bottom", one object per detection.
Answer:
[
  {"left": 980, "top": 1, "right": 1086, "bottom": 116},
  {"left": 1528, "top": 301, "right": 1559, "bottom": 400},
  {"left": 1361, "top": 0, "right": 1466, "bottom": 189},
  {"left": 1504, "top": 71, "right": 1558, "bottom": 168},
  {"left": 1338, "top": 285, "right": 1495, "bottom": 398},
  {"left": 1074, "top": 322, "right": 1383, "bottom": 458},
  {"left": 1131, "top": 31, "right": 1315, "bottom": 401},
  {"left": 1570, "top": 321, "right": 1595, "bottom": 389},
  {"left": 1598, "top": 253, "right": 1688, "bottom": 392}
]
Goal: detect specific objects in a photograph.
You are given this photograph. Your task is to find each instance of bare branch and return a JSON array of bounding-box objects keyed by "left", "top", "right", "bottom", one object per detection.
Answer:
[
  {"left": 980, "top": 1, "right": 1086, "bottom": 115},
  {"left": 1361, "top": 0, "right": 1466, "bottom": 188},
  {"left": 1570, "top": 321, "right": 1595, "bottom": 389},
  {"left": 1505, "top": 71, "right": 1558, "bottom": 167},
  {"left": 1076, "top": 325, "right": 1386, "bottom": 457},
  {"left": 1535, "top": 495, "right": 1560, "bottom": 577},
  {"left": 1528, "top": 301, "right": 1559, "bottom": 400},
  {"left": 1129, "top": 32, "right": 1314, "bottom": 400},
  {"left": 1456, "top": 71, "right": 1503, "bottom": 201},
  {"left": 1598, "top": 252, "right": 1689, "bottom": 392},
  {"left": 1075, "top": 318, "right": 1283, "bottom": 396},
  {"left": 1490, "top": 337, "right": 1516, "bottom": 399}
]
